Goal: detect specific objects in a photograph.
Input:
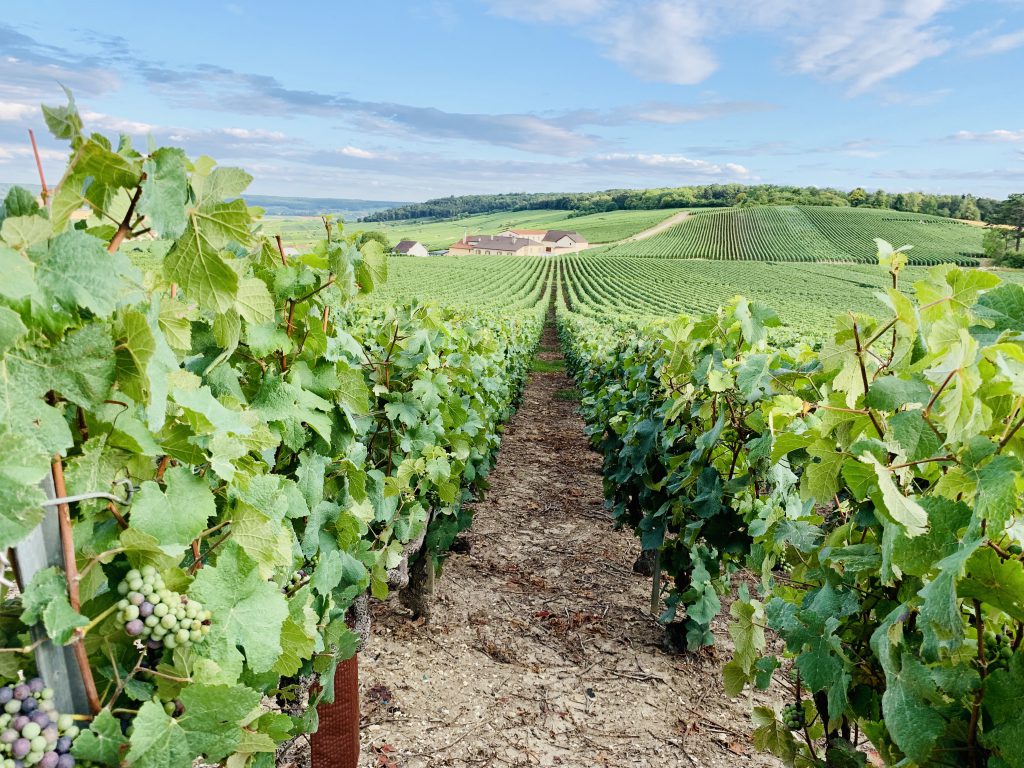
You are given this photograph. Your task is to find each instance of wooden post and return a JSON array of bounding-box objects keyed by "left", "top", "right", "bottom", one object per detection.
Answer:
[
  {"left": 12, "top": 472, "right": 91, "bottom": 715},
  {"left": 649, "top": 550, "right": 661, "bottom": 617}
]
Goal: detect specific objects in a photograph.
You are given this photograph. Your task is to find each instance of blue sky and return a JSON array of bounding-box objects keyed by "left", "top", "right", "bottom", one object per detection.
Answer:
[{"left": 1, "top": 0, "right": 1022, "bottom": 201}]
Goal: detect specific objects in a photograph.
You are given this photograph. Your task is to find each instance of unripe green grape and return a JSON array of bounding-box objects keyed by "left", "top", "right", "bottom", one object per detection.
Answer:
[
  {"left": 153, "top": 603, "right": 168, "bottom": 618},
  {"left": 160, "top": 614, "right": 176, "bottom": 630}
]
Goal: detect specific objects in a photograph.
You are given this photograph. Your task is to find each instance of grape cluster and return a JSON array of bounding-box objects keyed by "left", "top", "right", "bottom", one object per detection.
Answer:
[
  {"left": 116, "top": 567, "right": 211, "bottom": 650},
  {"left": 781, "top": 703, "right": 805, "bottom": 731},
  {"left": 0, "top": 679, "right": 79, "bottom": 768},
  {"left": 286, "top": 569, "right": 307, "bottom": 591},
  {"left": 984, "top": 629, "right": 1015, "bottom": 671}
]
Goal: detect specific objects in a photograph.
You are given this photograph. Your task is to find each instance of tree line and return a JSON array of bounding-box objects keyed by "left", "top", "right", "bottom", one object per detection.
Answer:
[{"left": 361, "top": 184, "right": 1004, "bottom": 224}]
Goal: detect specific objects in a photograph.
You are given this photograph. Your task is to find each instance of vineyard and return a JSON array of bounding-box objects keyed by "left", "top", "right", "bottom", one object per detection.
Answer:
[
  {"left": 558, "top": 242, "right": 1024, "bottom": 766},
  {"left": 597, "top": 205, "right": 986, "bottom": 265},
  {"left": 0, "top": 97, "right": 546, "bottom": 768},
  {"left": 270, "top": 207, "right": 686, "bottom": 251},
  {"left": 6, "top": 93, "right": 1024, "bottom": 768}
]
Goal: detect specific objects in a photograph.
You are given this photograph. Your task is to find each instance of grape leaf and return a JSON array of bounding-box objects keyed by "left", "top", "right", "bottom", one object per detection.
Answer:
[
  {"left": 72, "top": 709, "right": 129, "bottom": 765},
  {"left": 126, "top": 701, "right": 192, "bottom": 768},
  {"left": 129, "top": 466, "right": 216, "bottom": 558},
  {"left": 190, "top": 541, "right": 288, "bottom": 675},
  {"left": 19, "top": 566, "right": 88, "bottom": 644},
  {"left": 140, "top": 147, "right": 188, "bottom": 239},
  {"left": 178, "top": 683, "right": 261, "bottom": 762}
]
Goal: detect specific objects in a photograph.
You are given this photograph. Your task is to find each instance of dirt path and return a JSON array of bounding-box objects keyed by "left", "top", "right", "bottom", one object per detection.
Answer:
[
  {"left": 357, "top": 320, "right": 781, "bottom": 768},
  {"left": 608, "top": 210, "right": 690, "bottom": 245}
]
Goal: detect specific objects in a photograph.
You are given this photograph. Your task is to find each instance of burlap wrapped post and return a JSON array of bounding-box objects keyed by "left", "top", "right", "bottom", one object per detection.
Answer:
[{"left": 311, "top": 655, "right": 360, "bottom": 768}]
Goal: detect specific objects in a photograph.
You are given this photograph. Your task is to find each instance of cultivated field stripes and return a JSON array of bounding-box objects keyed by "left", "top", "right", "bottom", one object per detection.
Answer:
[
  {"left": 594, "top": 205, "right": 984, "bottom": 265},
  {"left": 369, "top": 255, "right": 553, "bottom": 310}
]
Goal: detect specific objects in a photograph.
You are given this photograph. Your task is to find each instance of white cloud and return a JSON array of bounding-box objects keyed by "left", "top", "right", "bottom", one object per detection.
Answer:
[
  {"left": 952, "top": 129, "right": 1024, "bottom": 143},
  {"left": 486, "top": 0, "right": 955, "bottom": 94},
  {"left": 774, "top": 0, "right": 952, "bottom": 94},
  {"left": 594, "top": 2, "right": 716, "bottom": 85},
  {"left": 582, "top": 152, "right": 751, "bottom": 177},
  {"left": 975, "top": 27, "right": 1024, "bottom": 55},
  {"left": 0, "top": 101, "right": 36, "bottom": 121},
  {"left": 220, "top": 127, "right": 287, "bottom": 141},
  {"left": 339, "top": 145, "right": 378, "bottom": 159}
]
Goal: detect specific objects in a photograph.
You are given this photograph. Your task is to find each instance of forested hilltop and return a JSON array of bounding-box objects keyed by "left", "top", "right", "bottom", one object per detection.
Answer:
[{"left": 363, "top": 183, "right": 999, "bottom": 223}]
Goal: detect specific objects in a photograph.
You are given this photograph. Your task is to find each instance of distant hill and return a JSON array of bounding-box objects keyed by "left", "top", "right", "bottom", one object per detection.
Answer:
[
  {"left": 247, "top": 195, "right": 409, "bottom": 217},
  {"left": 0, "top": 184, "right": 406, "bottom": 219},
  {"left": 593, "top": 205, "right": 985, "bottom": 266}
]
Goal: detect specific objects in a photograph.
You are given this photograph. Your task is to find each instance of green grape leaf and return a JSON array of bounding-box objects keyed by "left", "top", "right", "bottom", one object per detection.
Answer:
[
  {"left": 178, "top": 683, "right": 262, "bottom": 762},
  {"left": 0, "top": 306, "right": 26, "bottom": 355},
  {"left": 34, "top": 230, "right": 134, "bottom": 317},
  {"left": 801, "top": 440, "right": 845, "bottom": 503},
  {"left": 140, "top": 147, "right": 189, "bottom": 239},
  {"left": 19, "top": 566, "right": 88, "bottom": 644},
  {"left": 126, "top": 701, "right": 192, "bottom": 768},
  {"left": 1, "top": 215, "right": 52, "bottom": 251},
  {"left": 190, "top": 541, "right": 288, "bottom": 675},
  {"left": 881, "top": 654, "right": 946, "bottom": 764},
  {"left": 72, "top": 709, "right": 129, "bottom": 765},
  {"left": 354, "top": 239, "right": 388, "bottom": 294},
  {"left": 981, "top": 653, "right": 1024, "bottom": 765},
  {"left": 129, "top": 466, "right": 216, "bottom": 558},
  {"left": 865, "top": 376, "right": 932, "bottom": 411},
  {"left": 960, "top": 547, "right": 1024, "bottom": 623},
  {"left": 0, "top": 246, "right": 37, "bottom": 300}
]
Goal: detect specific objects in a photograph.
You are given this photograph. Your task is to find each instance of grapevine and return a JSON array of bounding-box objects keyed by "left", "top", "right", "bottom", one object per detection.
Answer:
[{"left": 1, "top": 90, "right": 544, "bottom": 768}]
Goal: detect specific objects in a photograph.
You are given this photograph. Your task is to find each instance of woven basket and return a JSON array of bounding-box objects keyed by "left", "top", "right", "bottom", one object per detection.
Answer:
[{"left": 311, "top": 655, "right": 360, "bottom": 767}]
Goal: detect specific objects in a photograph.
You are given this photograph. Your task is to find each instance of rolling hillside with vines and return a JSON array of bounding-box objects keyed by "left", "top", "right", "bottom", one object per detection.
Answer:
[{"left": 595, "top": 205, "right": 985, "bottom": 265}]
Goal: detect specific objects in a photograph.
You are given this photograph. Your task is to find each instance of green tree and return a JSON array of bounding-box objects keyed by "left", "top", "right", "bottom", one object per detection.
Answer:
[
  {"left": 355, "top": 230, "right": 390, "bottom": 251},
  {"left": 848, "top": 187, "right": 868, "bottom": 206},
  {"left": 869, "top": 189, "right": 890, "bottom": 209},
  {"left": 983, "top": 226, "right": 1024, "bottom": 268},
  {"left": 994, "top": 193, "right": 1024, "bottom": 252},
  {"left": 954, "top": 194, "right": 981, "bottom": 221}
]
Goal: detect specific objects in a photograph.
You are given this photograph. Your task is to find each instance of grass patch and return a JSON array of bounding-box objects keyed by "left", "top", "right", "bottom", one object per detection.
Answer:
[
  {"left": 531, "top": 358, "right": 565, "bottom": 373},
  {"left": 554, "top": 388, "right": 581, "bottom": 402}
]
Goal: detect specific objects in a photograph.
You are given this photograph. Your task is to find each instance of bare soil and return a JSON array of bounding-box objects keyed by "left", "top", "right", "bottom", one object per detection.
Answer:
[
  {"left": 611, "top": 210, "right": 690, "bottom": 244},
  {"left": 355, "top": 321, "right": 782, "bottom": 768}
]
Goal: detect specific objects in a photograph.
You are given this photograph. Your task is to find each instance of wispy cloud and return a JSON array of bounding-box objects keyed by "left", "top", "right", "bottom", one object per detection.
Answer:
[
  {"left": 485, "top": 0, "right": 955, "bottom": 94},
  {"left": 972, "top": 27, "right": 1024, "bottom": 55},
  {"left": 951, "top": 129, "right": 1024, "bottom": 143}
]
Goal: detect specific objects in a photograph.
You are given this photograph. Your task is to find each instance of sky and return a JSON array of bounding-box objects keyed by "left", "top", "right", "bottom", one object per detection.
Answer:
[{"left": 1, "top": 0, "right": 1023, "bottom": 202}]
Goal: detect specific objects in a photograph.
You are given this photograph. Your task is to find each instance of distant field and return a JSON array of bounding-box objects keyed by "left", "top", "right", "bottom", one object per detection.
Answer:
[
  {"left": 595, "top": 205, "right": 985, "bottom": 266},
  {"left": 564, "top": 255, "right": 1024, "bottom": 335},
  {"left": 266, "top": 208, "right": 686, "bottom": 250}
]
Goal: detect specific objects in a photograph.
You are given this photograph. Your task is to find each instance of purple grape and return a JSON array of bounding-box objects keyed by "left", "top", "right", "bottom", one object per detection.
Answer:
[
  {"left": 12, "top": 737, "right": 31, "bottom": 758},
  {"left": 56, "top": 755, "right": 74, "bottom": 768},
  {"left": 14, "top": 760, "right": 24, "bottom": 768},
  {"left": 139, "top": 602, "right": 154, "bottom": 618},
  {"left": 41, "top": 725, "right": 58, "bottom": 743},
  {"left": 129, "top": 593, "right": 144, "bottom": 606},
  {"left": 55, "top": 737, "right": 71, "bottom": 754},
  {"left": 146, "top": 639, "right": 161, "bottom": 650},
  {"left": 26, "top": 680, "right": 44, "bottom": 694},
  {"left": 0, "top": 687, "right": 13, "bottom": 704},
  {"left": 29, "top": 712, "right": 49, "bottom": 728},
  {"left": 19, "top": 697, "right": 36, "bottom": 714},
  {"left": 12, "top": 716, "right": 28, "bottom": 731},
  {"left": 125, "top": 619, "right": 144, "bottom": 637},
  {"left": 38, "top": 752, "right": 58, "bottom": 768},
  {"left": 1, "top": 728, "right": 18, "bottom": 744},
  {"left": 12, "top": 685, "right": 29, "bottom": 701}
]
